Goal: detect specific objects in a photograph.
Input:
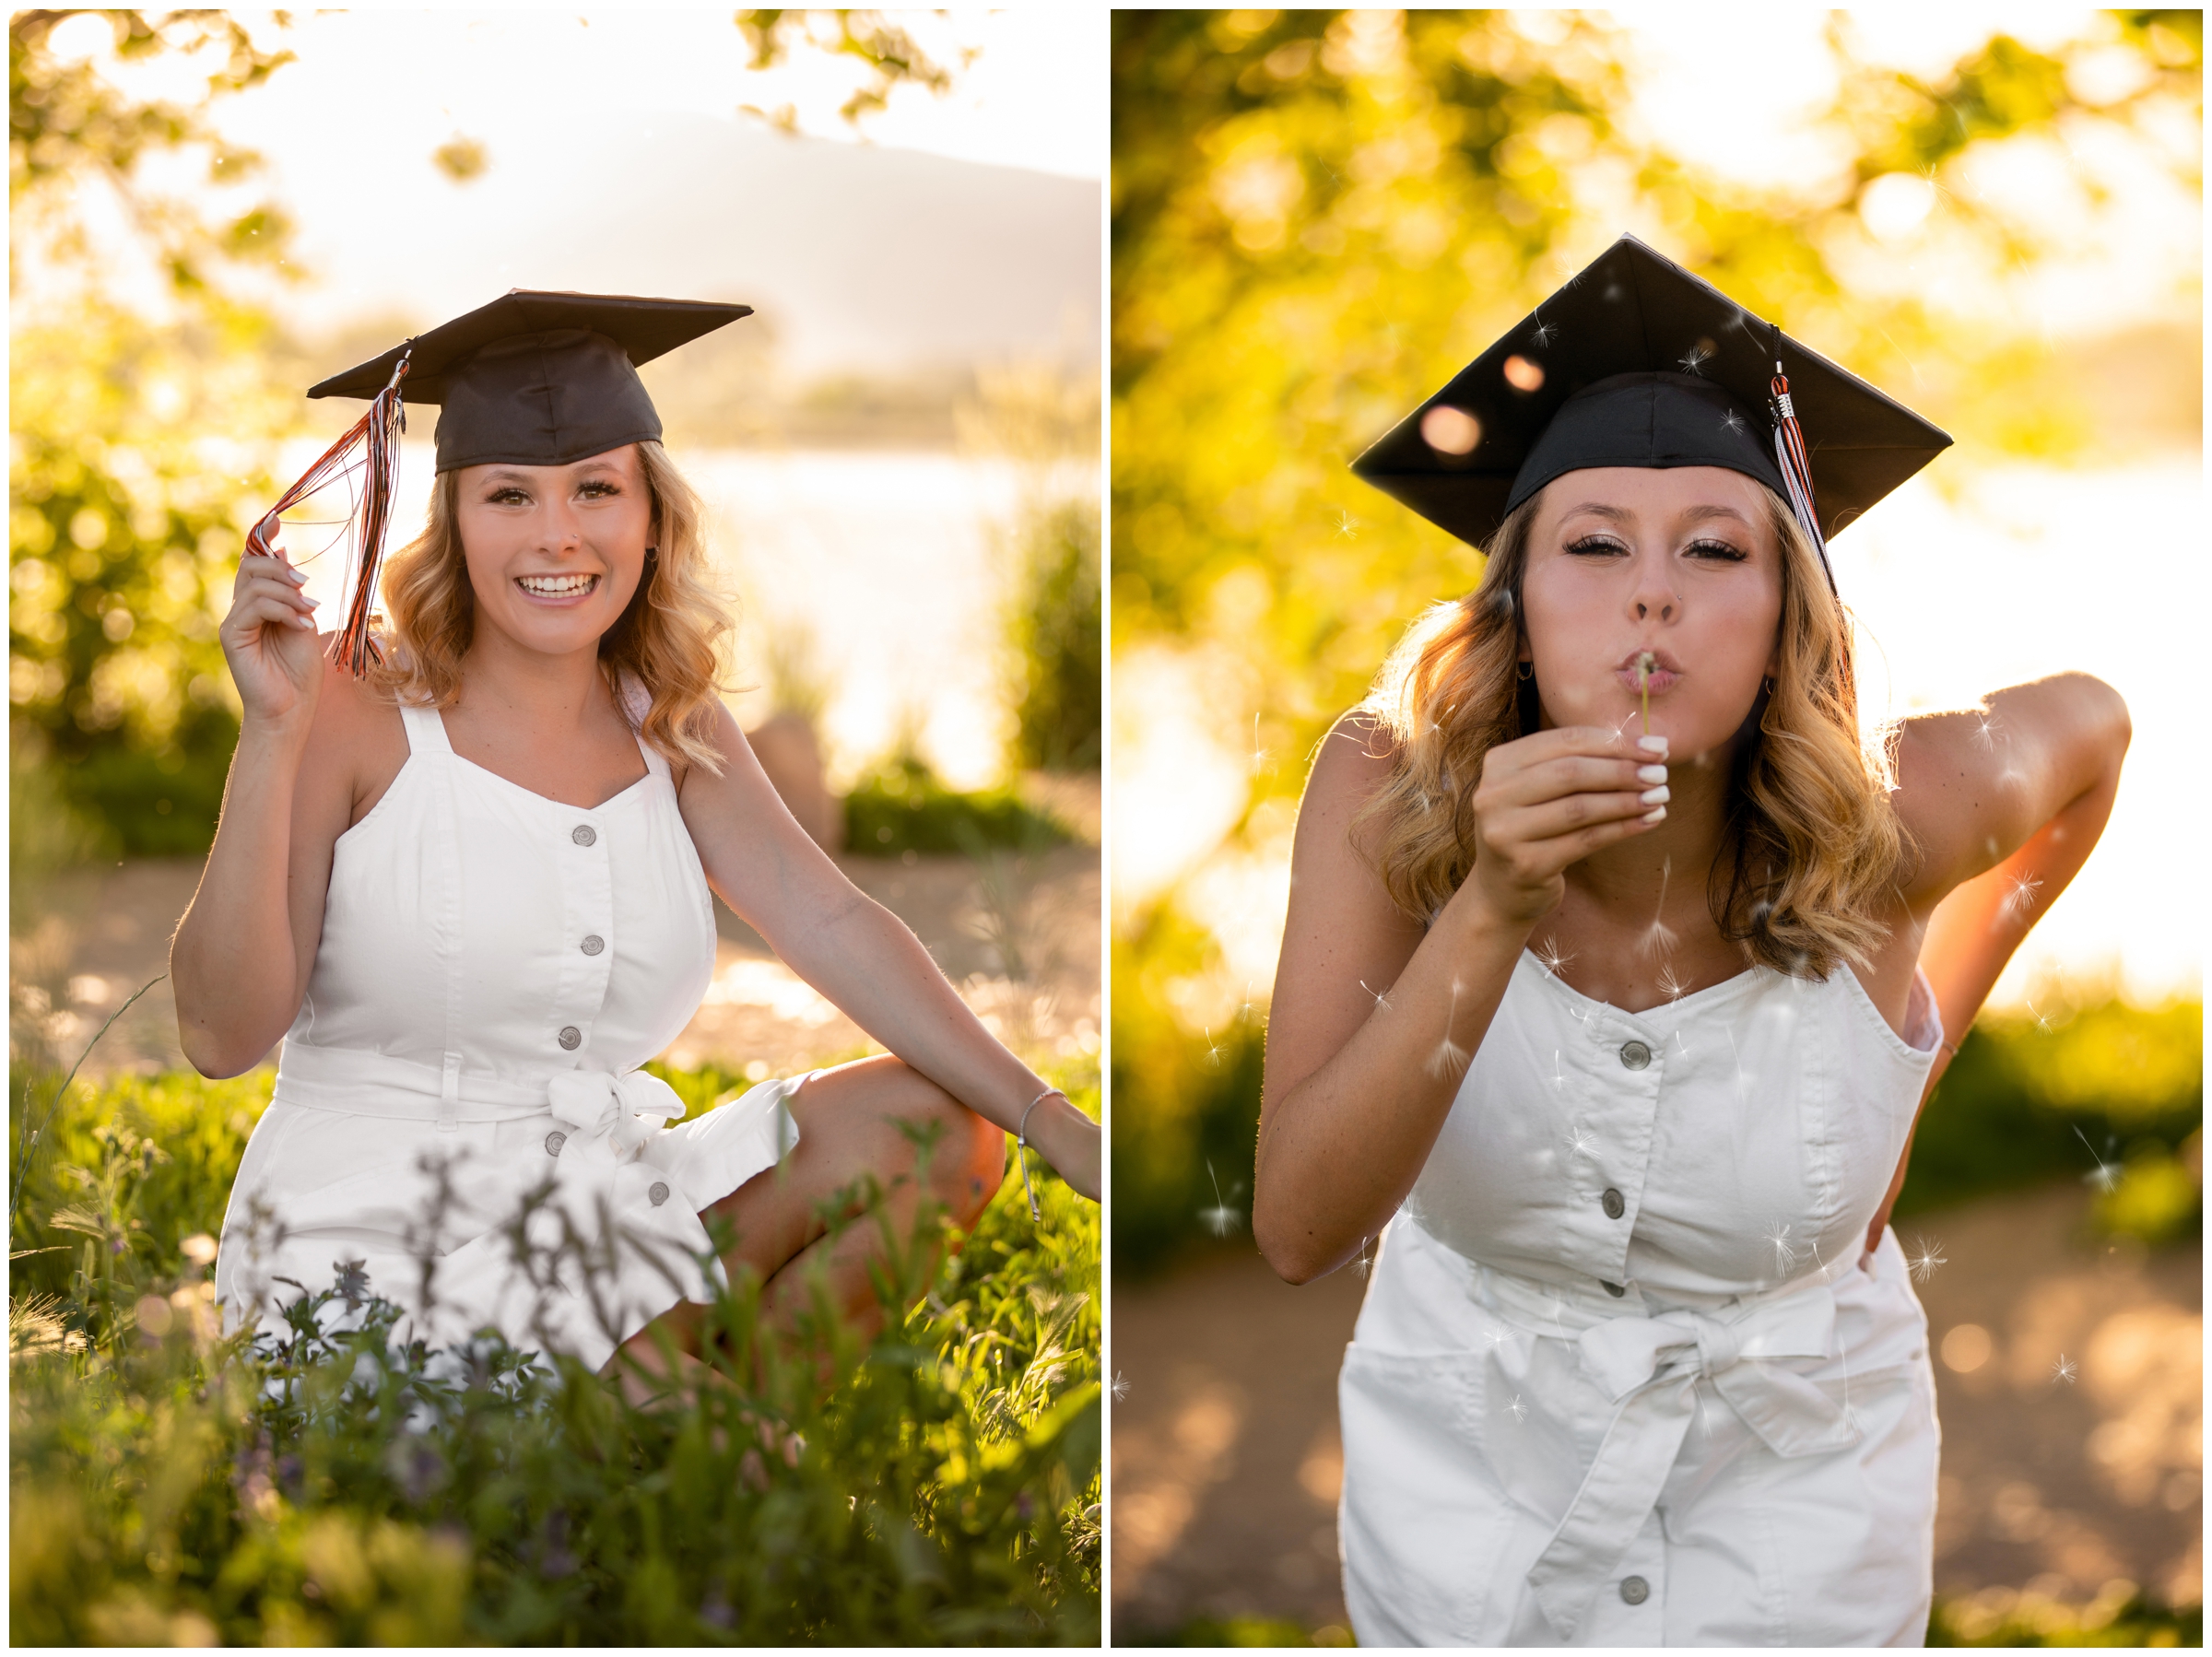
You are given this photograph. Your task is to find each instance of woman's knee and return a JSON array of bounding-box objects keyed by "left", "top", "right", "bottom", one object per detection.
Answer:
[{"left": 794, "top": 1058, "right": 1004, "bottom": 1224}]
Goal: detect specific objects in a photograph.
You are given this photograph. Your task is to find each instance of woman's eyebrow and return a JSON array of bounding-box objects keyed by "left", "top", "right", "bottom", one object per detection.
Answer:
[{"left": 1681, "top": 503, "right": 1755, "bottom": 527}]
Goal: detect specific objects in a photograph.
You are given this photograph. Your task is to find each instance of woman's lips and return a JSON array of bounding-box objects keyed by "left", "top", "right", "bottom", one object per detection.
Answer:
[{"left": 1617, "top": 663, "right": 1679, "bottom": 696}]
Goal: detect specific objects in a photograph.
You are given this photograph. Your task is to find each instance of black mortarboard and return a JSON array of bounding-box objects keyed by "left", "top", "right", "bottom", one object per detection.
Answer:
[
  {"left": 308, "top": 289, "right": 753, "bottom": 473},
  {"left": 1351, "top": 235, "right": 1951, "bottom": 580}
]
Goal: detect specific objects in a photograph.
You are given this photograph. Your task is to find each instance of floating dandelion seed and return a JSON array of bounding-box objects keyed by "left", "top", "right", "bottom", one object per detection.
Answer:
[
  {"left": 2028, "top": 998, "right": 2055, "bottom": 1034},
  {"left": 1533, "top": 936, "right": 1575, "bottom": 979},
  {"left": 1906, "top": 1238, "right": 1947, "bottom": 1282},
  {"left": 1720, "top": 407, "right": 1748, "bottom": 437},
  {"left": 1359, "top": 979, "right": 1394, "bottom": 1014},
  {"left": 2072, "top": 1124, "right": 2121, "bottom": 1193},
  {"left": 1550, "top": 1049, "right": 1568, "bottom": 1096},
  {"left": 1972, "top": 711, "right": 2000, "bottom": 751},
  {"left": 1642, "top": 856, "right": 1679, "bottom": 958},
  {"left": 2051, "top": 1353, "right": 2078, "bottom": 1385},
  {"left": 1655, "top": 962, "right": 1689, "bottom": 1004},
  {"left": 1763, "top": 1220, "right": 1802, "bottom": 1275},
  {"left": 1334, "top": 510, "right": 1358, "bottom": 538},
  {"left": 1673, "top": 1029, "right": 1691, "bottom": 1060},
  {"left": 1677, "top": 340, "right": 1713, "bottom": 375},
  {"left": 1237, "top": 982, "right": 1258, "bottom": 1023},
  {"left": 1199, "top": 1159, "right": 1244, "bottom": 1236},
  {"left": 1565, "top": 1120, "right": 1598, "bottom": 1158},
  {"left": 1203, "top": 1026, "right": 1225, "bottom": 1067},
  {"left": 1354, "top": 1236, "right": 1373, "bottom": 1278},
  {"left": 1507, "top": 1393, "right": 1529, "bottom": 1422},
  {"left": 1483, "top": 1324, "right": 1511, "bottom": 1350},
  {"left": 1111, "top": 1371, "right": 1130, "bottom": 1401},
  {"left": 1429, "top": 979, "right": 1470, "bottom": 1079},
  {"left": 1530, "top": 312, "right": 1557, "bottom": 347},
  {"left": 1249, "top": 712, "right": 1269, "bottom": 771},
  {"left": 2003, "top": 873, "right": 2042, "bottom": 919}
]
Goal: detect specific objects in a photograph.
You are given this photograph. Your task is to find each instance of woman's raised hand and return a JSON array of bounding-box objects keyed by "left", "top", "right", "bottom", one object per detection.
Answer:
[
  {"left": 1462, "top": 725, "right": 1670, "bottom": 926},
  {"left": 218, "top": 546, "right": 324, "bottom": 729}
]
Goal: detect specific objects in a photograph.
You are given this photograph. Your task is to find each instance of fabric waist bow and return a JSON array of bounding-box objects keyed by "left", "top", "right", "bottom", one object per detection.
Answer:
[
  {"left": 1518, "top": 1276, "right": 1861, "bottom": 1639},
  {"left": 546, "top": 1069, "right": 688, "bottom": 1166}
]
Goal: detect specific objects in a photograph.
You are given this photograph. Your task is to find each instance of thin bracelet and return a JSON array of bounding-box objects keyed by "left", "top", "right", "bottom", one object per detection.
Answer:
[{"left": 1016, "top": 1087, "right": 1065, "bottom": 1222}]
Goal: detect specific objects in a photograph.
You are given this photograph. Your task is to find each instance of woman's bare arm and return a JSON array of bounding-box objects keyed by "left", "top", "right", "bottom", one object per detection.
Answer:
[
  {"left": 1863, "top": 674, "right": 2129, "bottom": 1249},
  {"left": 1253, "top": 713, "right": 1663, "bottom": 1284},
  {"left": 171, "top": 556, "right": 372, "bottom": 1077},
  {"left": 677, "top": 700, "right": 1099, "bottom": 1200}
]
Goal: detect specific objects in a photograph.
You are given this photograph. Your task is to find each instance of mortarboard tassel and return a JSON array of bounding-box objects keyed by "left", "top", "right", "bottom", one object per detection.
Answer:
[
  {"left": 1766, "top": 331, "right": 1838, "bottom": 596},
  {"left": 246, "top": 348, "right": 412, "bottom": 677}
]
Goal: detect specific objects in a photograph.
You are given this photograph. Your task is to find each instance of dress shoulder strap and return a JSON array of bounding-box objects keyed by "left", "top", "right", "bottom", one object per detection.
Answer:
[
  {"left": 616, "top": 671, "right": 672, "bottom": 783},
  {"left": 398, "top": 700, "right": 453, "bottom": 755}
]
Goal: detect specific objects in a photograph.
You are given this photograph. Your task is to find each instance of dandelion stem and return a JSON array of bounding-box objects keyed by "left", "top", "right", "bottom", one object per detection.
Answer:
[
  {"left": 1635, "top": 651, "right": 1655, "bottom": 735},
  {"left": 10, "top": 973, "right": 166, "bottom": 1230}
]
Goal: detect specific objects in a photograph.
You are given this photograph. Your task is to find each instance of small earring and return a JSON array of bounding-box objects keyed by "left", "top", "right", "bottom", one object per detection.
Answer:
[
  {"left": 644, "top": 545, "right": 659, "bottom": 562},
  {"left": 1516, "top": 661, "right": 1534, "bottom": 682},
  {"left": 1761, "top": 675, "right": 1775, "bottom": 696}
]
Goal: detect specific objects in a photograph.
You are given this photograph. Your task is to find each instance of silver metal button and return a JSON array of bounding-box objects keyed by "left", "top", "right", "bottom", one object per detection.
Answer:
[
  {"left": 558, "top": 1026, "right": 582, "bottom": 1051},
  {"left": 580, "top": 934, "right": 605, "bottom": 956},
  {"left": 1618, "top": 1040, "right": 1652, "bottom": 1070},
  {"left": 1620, "top": 1575, "right": 1649, "bottom": 1605},
  {"left": 648, "top": 1181, "right": 670, "bottom": 1207},
  {"left": 1602, "top": 1279, "right": 1626, "bottom": 1298},
  {"left": 1602, "top": 1187, "right": 1625, "bottom": 1219},
  {"left": 571, "top": 825, "right": 596, "bottom": 847},
  {"left": 545, "top": 1131, "right": 567, "bottom": 1157}
]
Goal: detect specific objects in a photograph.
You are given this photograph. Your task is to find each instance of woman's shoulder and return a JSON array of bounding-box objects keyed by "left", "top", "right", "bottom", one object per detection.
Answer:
[{"left": 306, "top": 655, "right": 410, "bottom": 824}]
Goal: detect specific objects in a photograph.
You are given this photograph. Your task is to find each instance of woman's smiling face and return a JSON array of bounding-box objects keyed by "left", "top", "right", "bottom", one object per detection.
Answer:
[
  {"left": 1519, "top": 465, "right": 1785, "bottom": 757},
  {"left": 453, "top": 445, "right": 653, "bottom": 658}
]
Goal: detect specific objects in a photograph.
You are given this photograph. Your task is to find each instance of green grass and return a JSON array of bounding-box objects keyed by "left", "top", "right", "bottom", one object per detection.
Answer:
[{"left": 9, "top": 1057, "right": 1100, "bottom": 1644}]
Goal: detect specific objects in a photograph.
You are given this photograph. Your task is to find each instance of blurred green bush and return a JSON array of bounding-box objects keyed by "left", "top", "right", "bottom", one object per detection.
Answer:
[
  {"left": 1005, "top": 499, "right": 1102, "bottom": 775},
  {"left": 10, "top": 1056, "right": 1102, "bottom": 1644},
  {"left": 846, "top": 754, "right": 1075, "bottom": 859}
]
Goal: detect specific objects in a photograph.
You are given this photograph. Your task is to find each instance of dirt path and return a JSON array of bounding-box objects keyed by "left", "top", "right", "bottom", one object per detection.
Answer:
[
  {"left": 1108, "top": 1185, "right": 2200, "bottom": 1639},
  {"left": 10, "top": 840, "right": 1100, "bottom": 1085}
]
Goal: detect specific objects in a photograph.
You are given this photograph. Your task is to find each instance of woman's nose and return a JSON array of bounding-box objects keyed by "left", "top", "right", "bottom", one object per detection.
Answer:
[{"left": 1630, "top": 562, "right": 1677, "bottom": 622}]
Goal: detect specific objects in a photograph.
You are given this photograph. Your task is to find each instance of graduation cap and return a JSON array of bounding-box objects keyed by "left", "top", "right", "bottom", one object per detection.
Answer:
[
  {"left": 309, "top": 289, "right": 754, "bottom": 474},
  {"left": 1350, "top": 235, "right": 1951, "bottom": 590}
]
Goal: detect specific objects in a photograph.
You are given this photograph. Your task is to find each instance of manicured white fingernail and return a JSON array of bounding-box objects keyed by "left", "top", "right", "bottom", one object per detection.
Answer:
[
  {"left": 1637, "top": 764, "right": 1668, "bottom": 783},
  {"left": 1641, "top": 786, "right": 1669, "bottom": 805},
  {"left": 285, "top": 567, "right": 308, "bottom": 585},
  {"left": 1641, "top": 805, "right": 1666, "bottom": 824},
  {"left": 1637, "top": 734, "right": 1669, "bottom": 754}
]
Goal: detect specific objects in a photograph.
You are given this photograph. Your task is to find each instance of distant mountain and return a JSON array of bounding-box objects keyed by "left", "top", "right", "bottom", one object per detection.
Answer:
[{"left": 274, "top": 112, "right": 1100, "bottom": 380}]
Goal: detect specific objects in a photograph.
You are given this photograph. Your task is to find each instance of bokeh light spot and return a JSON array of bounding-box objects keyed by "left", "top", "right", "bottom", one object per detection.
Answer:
[
  {"left": 1419, "top": 405, "right": 1481, "bottom": 454},
  {"left": 1502, "top": 354, "right": 1545, "bottom": 393}
]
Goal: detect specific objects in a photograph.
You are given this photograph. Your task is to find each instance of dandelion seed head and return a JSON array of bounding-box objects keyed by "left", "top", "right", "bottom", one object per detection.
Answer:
[{"left": 1906, "top": 1239, "right": 1947, "bottom": 1283}]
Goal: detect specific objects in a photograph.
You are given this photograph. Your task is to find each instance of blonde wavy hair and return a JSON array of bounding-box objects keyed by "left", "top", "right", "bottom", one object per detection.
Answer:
[
  {"left": 370, "top": 440, "right": 730, "bottom": 774},
  {"left": 1352, "top": 485, "right": 1904, "bottom": 977}
]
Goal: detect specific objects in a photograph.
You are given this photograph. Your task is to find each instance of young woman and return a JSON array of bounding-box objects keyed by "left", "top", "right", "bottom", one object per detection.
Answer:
[
  {"left": 174, "top": 292, "right": 1100, "bottom": 1388},
  {"left": 1254, "top": 241, "right": 2127, "bottom": 1645}
]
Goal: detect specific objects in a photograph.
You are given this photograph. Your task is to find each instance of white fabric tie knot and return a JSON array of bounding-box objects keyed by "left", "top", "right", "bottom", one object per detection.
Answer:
[
  {"left": 546, "top": 1068, "right": 687, "bottom": 1161},
  {"left": 1527, "top": 1279, "right": 1861, "bottom": 1639}
]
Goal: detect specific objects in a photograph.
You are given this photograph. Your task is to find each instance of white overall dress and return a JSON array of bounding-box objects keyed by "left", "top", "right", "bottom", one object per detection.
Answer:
[
  {"left": 1338, "top": 951, "right": 1945, "bottom": 1646},
  {"left": 216, "top": 690, "right": 805, "bottom": 1372}
]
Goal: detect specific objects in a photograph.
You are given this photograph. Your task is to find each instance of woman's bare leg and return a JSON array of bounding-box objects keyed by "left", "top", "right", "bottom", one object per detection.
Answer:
[{"left": 608, "top": 1054, "right": 1005, "bottom": 1394}]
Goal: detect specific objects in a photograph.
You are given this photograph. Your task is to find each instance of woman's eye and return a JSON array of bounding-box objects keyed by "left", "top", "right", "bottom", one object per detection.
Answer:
[
  {"left": 1686, "top": 539, "right": 1747, "bottom": 562},
  {"left": 578, "top": 481, "right": 619, "bottom": 499},
  {"left": 488, "top": 488, "right": 529, "bottom": 505},
  {"left": 1566, "top": 535, "right": 1626, "bottom": 557}
]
